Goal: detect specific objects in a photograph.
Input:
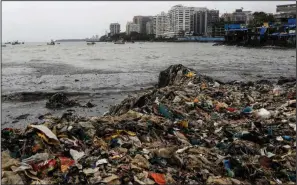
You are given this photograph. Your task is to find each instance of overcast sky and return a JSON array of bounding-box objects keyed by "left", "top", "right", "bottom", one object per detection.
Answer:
[{"left": 2, "top": 1, "right": 294, "bottom": 42}]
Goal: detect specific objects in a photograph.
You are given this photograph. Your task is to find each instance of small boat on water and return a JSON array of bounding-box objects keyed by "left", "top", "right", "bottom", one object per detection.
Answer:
[
  {"left": 4, "top": 42, "right": 11, "bottom": 44},
  {"left": 47, "top": 40, "right": 55, "bottom": 45},
  {"left": 12, "top": 41, "right": 21, "bottom": 45},
  {"left": 114, "top": 39, "right": 125, "bottom": 44},
  {"left": 2, "top": 45, "right": 6, "bottom": 47},
  {"left": 87, "top": 42, "right": 95, "bottom": 45}
]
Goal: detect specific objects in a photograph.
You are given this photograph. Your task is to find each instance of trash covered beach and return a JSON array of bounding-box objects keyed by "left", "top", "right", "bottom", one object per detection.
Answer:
[{"left": 2, "top": 64, "right": 296, "bottom": 185}]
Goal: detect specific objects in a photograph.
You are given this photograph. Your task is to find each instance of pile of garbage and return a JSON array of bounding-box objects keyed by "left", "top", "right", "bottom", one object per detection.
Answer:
[
  {"left": 45, "top": 93, "right": 96, "bottom": 109},
  {"left": 2, "top": 64, "right": 296, "bottom": 185}
]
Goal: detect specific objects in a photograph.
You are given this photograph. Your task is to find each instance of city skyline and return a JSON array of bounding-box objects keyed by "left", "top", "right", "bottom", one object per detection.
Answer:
[{"left": 3, "top": 1, "right": 294, "bottom": 42}]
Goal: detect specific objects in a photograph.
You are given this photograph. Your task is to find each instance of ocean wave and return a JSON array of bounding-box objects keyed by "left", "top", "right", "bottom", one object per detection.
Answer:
[
  {"left": 89, "top": 58, "right": 106, "bottom": 61},
  {"left": 29, "top": 59, "right": 46, "bottom": 62}
]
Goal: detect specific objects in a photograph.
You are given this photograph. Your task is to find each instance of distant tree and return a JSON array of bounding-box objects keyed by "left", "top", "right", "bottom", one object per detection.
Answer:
[
  {"left": 99, "top": 35, "right": 107, "bottom": 41},
  {"left": 111, "top": 33, "right": 120, "bottom": 41},
  {"left": 250, "top": 12, "right": 275, "bottom": 27}
]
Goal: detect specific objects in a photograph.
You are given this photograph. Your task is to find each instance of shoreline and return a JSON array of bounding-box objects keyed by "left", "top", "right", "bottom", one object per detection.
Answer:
[
  {"left": 2, "top": 75, "right": 295, "bottom": 128},
  {"left": 5, "top": 41, "right": 296, "bottom": 49}
]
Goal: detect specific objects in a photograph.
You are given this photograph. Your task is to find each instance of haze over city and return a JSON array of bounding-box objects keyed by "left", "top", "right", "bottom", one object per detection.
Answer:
[{"left": 2, "top": 1, "right": 294, "bottom": 42}]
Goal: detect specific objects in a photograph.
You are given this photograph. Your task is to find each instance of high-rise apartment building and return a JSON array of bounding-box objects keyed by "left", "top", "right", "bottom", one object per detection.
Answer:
[
  {"left": 275, "top": 4, "right": 296, "bottom": 19},
  {"left": 133, "top": 16, "right": 153, "bottom": 34},
  {"left": 153, "top": 12, "right": 169, "bottom": 38},
  {"left": 146, "top": 21, "right": 154, "bottom": 35},
  {"left": 126, "top": 22, "right": 140, "bottom": 35},
  {"left": 110, "top": 23, "right": 120, "bottom": 36},
  {"left": 222, "top": 9, "right": 252, "bottom": 25},
  {"left": 168, "top": 5, "right": 207, "bottom": 35},
  {"left": 193, "top": 9, "right": 219, "bottom": 36}
]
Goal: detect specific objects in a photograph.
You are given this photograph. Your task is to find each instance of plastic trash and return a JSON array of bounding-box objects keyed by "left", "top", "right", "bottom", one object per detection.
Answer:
[
  {"left": 2, "top": 151, "right": 20, "bottom": 170},
  {"left": 32, "top": 159, "right": 57, "bottom": 176},
  {"left": 70, "top": 149, "right": 85, "bottom": 162},
  {"left": 11, "top": 163, "right": 33, "bottom": 172},
  {"left": 185, "top": 71, "right": 195, "bottom": 78},
  {"left": 83, "top": 167, "right": 99, "bottom": 175},
  {"left": 22, "top": 153, "right": 50, "bottom": 164},
  {"left": 2, "top": 171, "right": 24, "bottom": 184},
  {"left": 256, "top": 108, "right": 271, "bottom": 119},
  {"left": 213, "top": 82, "right": 220, "bottom": 88},
  {"left": 272, "top": 86, "right": 283, "bottom": 96},
  {"left": 101, "top": 174, "right": 119, "bottom": 184},
  {"left": 158, "top": 104, "right": 174, "bottom": 120},
  {"left": 132, "top": 154, "right": 150, "bottom": 169},
  {"left": 173, "top": 96, "right": 182, "bottom": 103},
  {"left": 276, "top": 136, "right": 284, "bottom": 141},
  {"left": 149, "top": 173, "right": 166, "bottom": 185},
  {"left": 59, "top": 157, "right": 75, "bottom": 173},
  {"left": 289, "top": 123, "right": 296, "bottom": 131},
  {"left": 226, "top": 107, "right": 236, "bottom": 112},
  {"left": 223, "top": 159, "right": 234, "bottom": 177},
  {"left": 29, "top": 125, "right": 59, "bottom": 145},
  {"left": 95, "top": 158, "right": 108, "bottom": 166},
  {"left": 242, "top": 106, "right": 253, "bottom": 114},
  {"left": 282, "top": 136, "right": 291, "bottom": 141}
]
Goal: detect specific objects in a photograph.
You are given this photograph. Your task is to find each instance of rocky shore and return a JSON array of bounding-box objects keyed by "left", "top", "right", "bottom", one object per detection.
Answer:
[{"left": 2, "top": 64, "right": 296, "bottom": 185}]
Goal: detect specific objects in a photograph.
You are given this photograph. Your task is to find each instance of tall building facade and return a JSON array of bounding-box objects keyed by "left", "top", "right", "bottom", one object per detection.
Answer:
[
  {"left": 153, "top": 12, "right": 169, "bottom": 38},
  {"left": 276, "top": 4, "right": 296, "bottom": 14},
  {"left": 222, "top": 9, "right": 252, "bottom": 25},
  {"left": 146, "top": 21, "right": 154, "bottom": 35},
  {"left": 126, "top": 22, "right": 140, "bottom": 35},
  {"left": 193, "top": 9, "right": 219, "bottom": 36},
  {"left": 275, "top": 4, "right": 296, "bottom": 19},
  {"left": 109, "top": 23, "right": 121, "bottom": 36},
  {"left": 168, "top": 5, "right": 207, "bottom": 35},
  {"left": 133, "top": 16, "right": 153, "bottom": 34}
]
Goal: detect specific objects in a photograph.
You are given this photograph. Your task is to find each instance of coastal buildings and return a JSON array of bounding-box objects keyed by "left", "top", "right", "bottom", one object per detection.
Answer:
[
  {"left": 126, "top": 22, "right": 140, "bottom": 35},
  {"left": 207, "top": 23, "right": 225, "bottom": 37},
  {"left": 146, "top": 21, "right": 154, "bottom": 35},
  {"left": 275, "top": 4, "right": 296, "bottom": 19},
  {"left": 109, "top": 23, "right": 120, "bottom": 36},
  {"left": 133, "top": 16, "right": 153, "bottom": 34},
  {"left": 222, "top": 9, "right": 253, "bottom": 25},
  {"left": 168, "top": 5, "right": 207, "bottom": 35},
  {"left": 102, "top": 3, "right": 295, "bottom": 44},
  {"left": 276, "top": 4, "right": 296, "bottom": 14},
  {"left": 153, "top": 12, "right": 170, "bottom": 38},
  {"left": 192, "top": 9, "right": 219, "bottom": 36}
]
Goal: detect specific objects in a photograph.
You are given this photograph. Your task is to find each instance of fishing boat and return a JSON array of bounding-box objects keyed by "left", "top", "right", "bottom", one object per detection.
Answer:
[
  {"left": 2, "top": 45, "right": 6, "bottom": 47},
  {"left": 4, "top": 42, "right": 11, "bottom": 44},
  {"left": 114, "top": 39, "right": 125, "bottom": 44},
  {"left": 87, "top": 42, "right": 95, "bottom": 45},
  {"left": 12, "top": 41, "right": 21, "bottom": 45},
  {"left": 47, "top": 40, "right": 55, "bottom": 45}
]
